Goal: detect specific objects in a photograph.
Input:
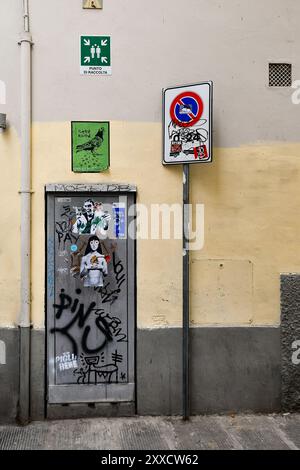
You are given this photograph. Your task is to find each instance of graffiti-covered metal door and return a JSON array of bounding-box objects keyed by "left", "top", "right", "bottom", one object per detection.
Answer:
[{"left": 46, "top": 184, "right": 136, "bottom": 404}]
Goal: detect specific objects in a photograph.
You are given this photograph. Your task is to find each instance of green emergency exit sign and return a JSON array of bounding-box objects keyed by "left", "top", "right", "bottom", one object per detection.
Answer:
[{"left": 80, "top": 35, "right": 111, "bottom": 75}]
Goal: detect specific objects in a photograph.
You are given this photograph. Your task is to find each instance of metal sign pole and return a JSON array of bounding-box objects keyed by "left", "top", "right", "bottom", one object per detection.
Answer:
[
  {"left": 163, "top": 81, "right": 212, "bottom": 420},
  {"left": 183, "top": 163, "right": 190, "bottom": 420}
]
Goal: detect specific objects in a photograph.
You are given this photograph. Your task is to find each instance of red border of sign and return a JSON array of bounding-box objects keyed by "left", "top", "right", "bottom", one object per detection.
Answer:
[{"left": 170, "top": 91, "right": 204, "bottom": 127}]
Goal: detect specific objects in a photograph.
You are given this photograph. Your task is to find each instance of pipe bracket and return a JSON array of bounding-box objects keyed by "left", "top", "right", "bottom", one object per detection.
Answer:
[{"left": 18, "top": 33, "right": 33, "bottom": 46}]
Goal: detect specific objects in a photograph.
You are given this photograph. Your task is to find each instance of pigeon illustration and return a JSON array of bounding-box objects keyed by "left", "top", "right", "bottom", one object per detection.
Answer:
[{"left": 76, "top": 128, "right": 104, "bottom": 155}]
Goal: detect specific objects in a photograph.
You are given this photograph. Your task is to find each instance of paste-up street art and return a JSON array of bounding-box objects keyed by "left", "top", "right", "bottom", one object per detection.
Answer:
[
  {"left": 47, "top": 240, "right": 55, "bottom": 299},
  {"left": 71, "top": 122, "right": 110, "bottom": 172},
  {"left": 113, "top": 202, "right": 126, "bottom": 238},
  {"left": 72, "top": 199, "right": 111, "bottom": 235},
  {"left": 69, "top": 236, "right": 110, "bottom": 281},
  {"left": 80, "top": 235, "right": 108, "bottom": 287}
]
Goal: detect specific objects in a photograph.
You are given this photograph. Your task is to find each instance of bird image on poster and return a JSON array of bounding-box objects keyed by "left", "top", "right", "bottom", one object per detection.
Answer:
[
  {"left": 72, "top": 121, "right": 110, "bottom": 172},
  {"left": 76, "top": 128, "right": 104, "bottom": 155}
]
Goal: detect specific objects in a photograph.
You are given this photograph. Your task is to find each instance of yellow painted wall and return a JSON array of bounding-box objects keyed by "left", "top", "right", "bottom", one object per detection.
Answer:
[
  {"left": 1, "top": 122, "right": 300, "bottom": 328},
  {"left": 31, "top": 122, "right": 182, "bottom": 329},
  {"left": 0, "top": 127, "right": 21, "bottom": 326},
  {"left": 191, "top": 145, "right": 300, "bottom": 325}
]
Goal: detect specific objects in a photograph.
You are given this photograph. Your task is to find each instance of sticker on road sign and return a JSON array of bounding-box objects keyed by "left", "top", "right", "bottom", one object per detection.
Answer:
[
  {"left": 163, "top": 82, "right": 213, "bottom": 165},
  {"left": 80, "top": 35, "right": 111, "bottom": 75}
]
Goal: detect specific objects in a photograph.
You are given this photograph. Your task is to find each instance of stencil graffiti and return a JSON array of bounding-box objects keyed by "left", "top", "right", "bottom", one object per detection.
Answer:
[
  {"left": 56, "top": 352, "right": 78, "bottom": 371},
  {"left": 74, "top": 350, "right": 124, "bottom": 384}
]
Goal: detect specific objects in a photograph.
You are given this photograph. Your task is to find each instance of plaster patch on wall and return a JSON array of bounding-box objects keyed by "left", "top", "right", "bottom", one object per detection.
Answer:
[
  {"left": 0, "top": 340, "right": 6, "bottom": 364},
  {"left": 152, "top": 314, "right": 168, "bottom": 326},
  {"left": 191, "top": 259, "right": 254, "bottom": 324}
]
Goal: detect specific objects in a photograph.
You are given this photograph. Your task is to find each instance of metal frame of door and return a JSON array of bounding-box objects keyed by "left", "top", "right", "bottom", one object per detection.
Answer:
[{"left": 45, "top": 183, "right": 136, "bottom": 409}]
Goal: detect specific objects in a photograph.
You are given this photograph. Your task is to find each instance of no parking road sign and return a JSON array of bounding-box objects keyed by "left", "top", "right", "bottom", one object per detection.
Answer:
[{"left": 163, "top": 82, "right": 213, "bottom": 164}]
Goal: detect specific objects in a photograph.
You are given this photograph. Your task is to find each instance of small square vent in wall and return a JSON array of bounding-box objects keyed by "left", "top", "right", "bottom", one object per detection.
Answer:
[{"left": 269, "top": 63, "right": 292, "bottom": 87}]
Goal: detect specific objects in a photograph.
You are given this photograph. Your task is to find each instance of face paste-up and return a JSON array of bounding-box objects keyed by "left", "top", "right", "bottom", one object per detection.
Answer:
[
  {"left": 79, "top": 235, "right": 108, "bottom": 287},
  {"left": 72, "top": 199, "right": 111, "bottom": 236}
]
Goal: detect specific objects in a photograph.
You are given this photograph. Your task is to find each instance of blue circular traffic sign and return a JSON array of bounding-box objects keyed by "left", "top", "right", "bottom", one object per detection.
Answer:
[{"left": 170, "top": 91, "right": 204, "bottom": 127}]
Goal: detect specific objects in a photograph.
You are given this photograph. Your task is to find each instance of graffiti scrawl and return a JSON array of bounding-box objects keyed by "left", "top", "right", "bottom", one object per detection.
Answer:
[{"left": 74, "top": 351, "right": 124, "bottom": 384}]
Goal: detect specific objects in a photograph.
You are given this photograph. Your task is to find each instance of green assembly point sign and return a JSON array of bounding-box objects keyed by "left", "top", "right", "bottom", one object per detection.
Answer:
[
  {"left": 80, "top": 35, "right": 111, "bottom": 75},
  {"left": 71, "top": 121, "right": 110, "bottom": 173}
]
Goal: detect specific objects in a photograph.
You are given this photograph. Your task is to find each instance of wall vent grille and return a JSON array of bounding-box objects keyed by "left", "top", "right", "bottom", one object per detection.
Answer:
[{"left": 269, "top": 63, "right": 292, "bottom": 87}]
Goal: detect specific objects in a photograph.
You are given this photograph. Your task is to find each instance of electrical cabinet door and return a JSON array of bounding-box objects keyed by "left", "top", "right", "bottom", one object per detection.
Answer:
[{"left": 46, "top": 187, "right": 135, "bottom": 404}]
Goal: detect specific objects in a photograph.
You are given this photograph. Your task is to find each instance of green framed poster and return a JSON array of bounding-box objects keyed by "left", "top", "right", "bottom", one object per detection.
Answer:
[{"left": 71, "top": 121, "right": 110, "bottom": 172}]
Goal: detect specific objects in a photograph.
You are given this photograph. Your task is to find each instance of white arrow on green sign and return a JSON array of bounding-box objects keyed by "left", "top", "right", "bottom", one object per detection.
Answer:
[{"left": 80, "top": 35, "right": 111, "bottom": 76}]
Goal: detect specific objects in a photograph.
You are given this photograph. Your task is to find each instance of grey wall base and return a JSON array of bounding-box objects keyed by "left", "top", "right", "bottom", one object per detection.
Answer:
[
  {"left": 47, "top": 402, "right": 135, "bottom": 420},
  {"left": 0, "top": 325, "right": 285, "bottom": 422},
  {"left": 137, "top": 327, "right": 281, "bottom": 415},
  {"left": 30, "top": 329, "right": 45, "bottom": 421},
  {"left": 0, "top": 328, "right": 19, "bottom": 423}
]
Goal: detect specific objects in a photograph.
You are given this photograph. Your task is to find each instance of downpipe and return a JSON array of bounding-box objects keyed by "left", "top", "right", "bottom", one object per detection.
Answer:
[{"left": 17, "top": 0, "right": 33, "bottom": 425}]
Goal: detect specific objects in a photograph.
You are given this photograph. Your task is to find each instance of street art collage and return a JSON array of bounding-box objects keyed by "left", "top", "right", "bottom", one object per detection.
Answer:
[{"left": 50, "top": 196, "right": 128, "bottom": 387}]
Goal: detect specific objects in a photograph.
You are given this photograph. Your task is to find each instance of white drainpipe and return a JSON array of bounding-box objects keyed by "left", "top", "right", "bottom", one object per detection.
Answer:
[{"left": 18, "top": 0, "right": 33, "bottom": 425}]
